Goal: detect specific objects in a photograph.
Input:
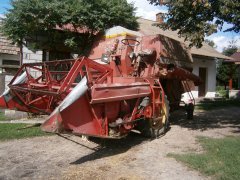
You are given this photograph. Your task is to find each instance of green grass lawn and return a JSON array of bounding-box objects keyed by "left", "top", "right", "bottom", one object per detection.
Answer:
[
  {"left": 0, "top": 111, "right": 7, "bottom": 121},
  {"left": 196, "top": 99, "right": 240, "bottom": 110},
  {"left": 168, "top": 136, "right": 240, "bottom": 180},
  {"left": 0, "top": 123, "right": 50, "bottom": 141}
]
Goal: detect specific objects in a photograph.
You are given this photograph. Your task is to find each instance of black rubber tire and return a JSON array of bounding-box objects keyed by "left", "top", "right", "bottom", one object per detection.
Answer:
[{"left": 140, "top": 95, "right": 170, "bottom": 138}]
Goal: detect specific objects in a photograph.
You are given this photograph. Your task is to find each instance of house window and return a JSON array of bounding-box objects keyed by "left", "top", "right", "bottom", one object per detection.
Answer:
[{"left": 2, "top": 60, "right": 20, "bottom": 66}]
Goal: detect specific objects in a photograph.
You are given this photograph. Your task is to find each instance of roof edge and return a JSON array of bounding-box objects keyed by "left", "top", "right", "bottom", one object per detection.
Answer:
[{"left": 191, "top": 52, "right": 233, "bottom": 60}]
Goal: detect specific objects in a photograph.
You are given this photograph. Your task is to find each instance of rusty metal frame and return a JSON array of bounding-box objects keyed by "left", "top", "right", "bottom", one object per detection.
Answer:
[{"left": 7, "top": 57, "right": 113, "bottom": 114}]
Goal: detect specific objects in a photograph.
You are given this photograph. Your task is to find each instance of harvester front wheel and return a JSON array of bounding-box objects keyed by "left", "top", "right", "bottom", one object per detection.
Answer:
[{"left": 140, "top": 96, "right": 170, "bottom": 138}]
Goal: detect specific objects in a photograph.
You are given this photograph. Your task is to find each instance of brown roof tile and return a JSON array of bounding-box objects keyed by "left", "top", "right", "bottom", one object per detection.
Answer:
[
  {"left": 230, "top": 52, "right": 240, "bottom": 61},
  {"left": 0, "top": 33, "right": 20, "bottom": 55},
  {"left": 137, "top": 18, "right": 232, "bottom": 60}
]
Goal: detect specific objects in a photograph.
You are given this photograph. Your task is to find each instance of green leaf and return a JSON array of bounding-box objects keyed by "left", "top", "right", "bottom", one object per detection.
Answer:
[{"left": 1, "top": 0, "right": 139, "bottom": 54}]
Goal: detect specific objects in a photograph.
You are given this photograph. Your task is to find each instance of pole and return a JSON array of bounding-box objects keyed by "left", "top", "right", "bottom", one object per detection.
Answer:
[{"left": 229, "top": 78, "right": 233, "bottom": 90}]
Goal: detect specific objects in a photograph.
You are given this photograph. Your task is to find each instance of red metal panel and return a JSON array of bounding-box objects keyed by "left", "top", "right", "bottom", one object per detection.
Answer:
[
  {"left": 91, "top": 83, "right": 151, "bottom": 104},
  {"left": 61, "top": 96, "right": 104, "bottom": 136}
]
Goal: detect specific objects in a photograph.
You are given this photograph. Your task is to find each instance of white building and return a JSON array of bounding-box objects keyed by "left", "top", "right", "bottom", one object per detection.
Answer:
[{"left": 0, "top": 33, "right": 20, "bottom": 94}]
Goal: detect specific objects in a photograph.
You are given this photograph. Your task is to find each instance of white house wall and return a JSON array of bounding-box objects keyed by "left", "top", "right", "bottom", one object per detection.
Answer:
[
  {"left": 193, "top": 57, "right": 216, "bottom": 98},
  {"left": 181, "top": 57, "right": 216, "bottom": 102},
  {"left": 22, "top": 46, "right": 43, "bottom": 64},
  {"left": 22, "top": 46, "right": 43, "bottom": 78}
]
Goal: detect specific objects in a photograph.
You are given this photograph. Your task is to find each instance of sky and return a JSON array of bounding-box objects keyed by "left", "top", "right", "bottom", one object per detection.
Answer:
[
  {"left": 0, "top": 0, "right": 11, "bottom": 15},
  {"left": 0, "top": 0, "right": 239, "bottom": 52}
]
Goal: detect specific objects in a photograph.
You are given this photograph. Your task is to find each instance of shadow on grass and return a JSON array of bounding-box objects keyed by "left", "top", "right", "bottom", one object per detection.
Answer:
[
  {"left": 170, "top": 99, "right": 240, "bottom": 132},
  {"left": 195, "top": 98, "right": 240, "bottom": 111}
]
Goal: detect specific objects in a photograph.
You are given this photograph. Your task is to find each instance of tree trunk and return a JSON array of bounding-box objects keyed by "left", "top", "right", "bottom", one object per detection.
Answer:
[
  {"left": 229, "top": 78, "right": 233, "bottom": 90},
  {"left": 19, "top": 44, "right": 23, "bottom": 66}
]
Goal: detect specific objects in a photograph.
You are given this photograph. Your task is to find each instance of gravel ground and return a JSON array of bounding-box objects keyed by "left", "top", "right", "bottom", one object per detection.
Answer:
[{"left": 0, "top": 107, "right": 239, "bottom": 180}]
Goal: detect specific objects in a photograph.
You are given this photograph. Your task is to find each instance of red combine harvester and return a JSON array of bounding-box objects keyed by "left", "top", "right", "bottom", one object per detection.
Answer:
[{"left": 0, "top": 29, "right": 201, "bottom": 138}]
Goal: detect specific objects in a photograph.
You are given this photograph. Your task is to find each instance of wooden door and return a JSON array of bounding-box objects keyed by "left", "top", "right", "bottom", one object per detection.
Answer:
[{"left": 199, "top": 67, "right": 207, "bottom": 97}]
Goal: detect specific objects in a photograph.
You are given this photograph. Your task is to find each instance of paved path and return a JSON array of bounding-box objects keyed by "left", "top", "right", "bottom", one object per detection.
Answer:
[{"left": 0, "top": 118, "right": 45, "bottom": 124}]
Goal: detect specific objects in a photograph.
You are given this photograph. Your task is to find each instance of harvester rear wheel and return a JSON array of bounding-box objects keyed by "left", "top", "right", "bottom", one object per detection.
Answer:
[{"left": 140, "top": 95, "right": 170, "bottom": 138}]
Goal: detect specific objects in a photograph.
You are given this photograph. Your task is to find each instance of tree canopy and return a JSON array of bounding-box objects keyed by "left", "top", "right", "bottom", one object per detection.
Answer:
[
  {"left": 1, "top": 0, "right": 138, "bottom": 53},
  {"left": 217, "top": 44, "right": 238, "bottom": 88},
  {"left": 205, "top": 39, "right": 216, "bottom": 48},
  {"left": 148, "top": 0, "right": 240, "bottom": 48}
]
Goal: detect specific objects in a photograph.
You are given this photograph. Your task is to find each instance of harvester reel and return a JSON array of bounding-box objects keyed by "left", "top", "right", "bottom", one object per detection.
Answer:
[{"left": 121, "top": 38, "right": 140, "bottom": 47}]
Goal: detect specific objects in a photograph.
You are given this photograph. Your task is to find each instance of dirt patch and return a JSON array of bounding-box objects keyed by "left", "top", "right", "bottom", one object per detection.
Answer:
[{"left": 0, "top": 107, "right": 239, "bottom": 180}]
